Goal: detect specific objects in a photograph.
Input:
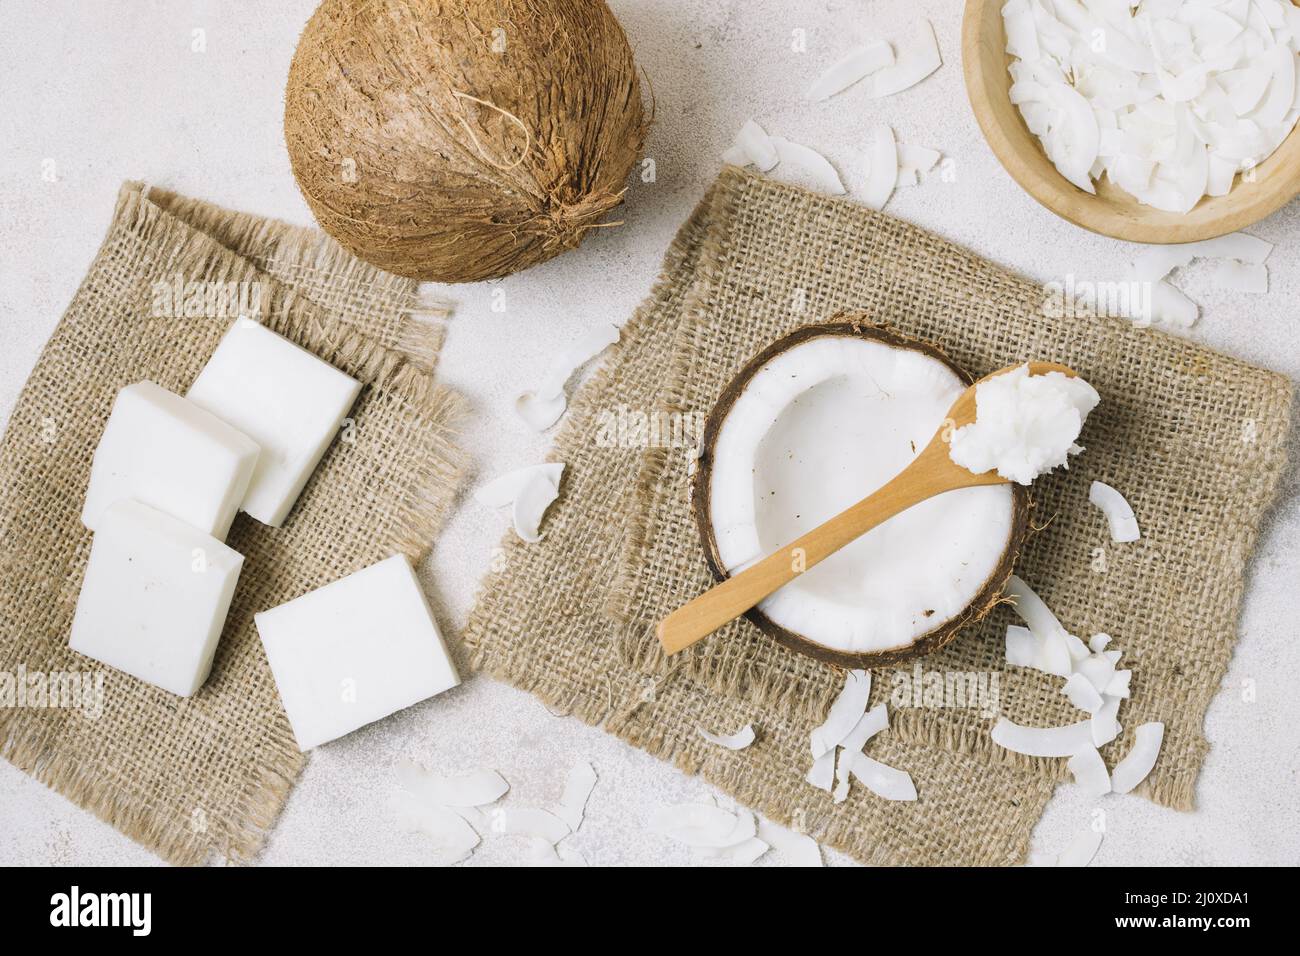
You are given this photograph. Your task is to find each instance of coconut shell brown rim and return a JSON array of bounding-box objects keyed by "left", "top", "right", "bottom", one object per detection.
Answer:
[{"left": 690, "top": 317, "right": 1030, "bottom": 669}]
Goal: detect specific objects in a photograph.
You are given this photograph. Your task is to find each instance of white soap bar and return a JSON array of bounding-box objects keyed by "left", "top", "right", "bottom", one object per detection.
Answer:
[
  {"left": 82, "top": 381, "right": 260, "bottom": 541},
  {"left": 69, "top": 499, "right": 244, "bottom": 697},
  {"left": 254, "top": 554, "right": 459, "bottom": 751},
  {"left": 187, "top": 318, "right": 361, "bottom": 527}
]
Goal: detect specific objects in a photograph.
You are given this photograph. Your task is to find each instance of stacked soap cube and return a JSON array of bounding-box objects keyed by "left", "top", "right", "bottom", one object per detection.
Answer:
[
  {"left": 71, "top": 317, "right": 461, "bottom": 749},
  {"left": 72, "top": 318, "right": 360, "bottom": 697}
]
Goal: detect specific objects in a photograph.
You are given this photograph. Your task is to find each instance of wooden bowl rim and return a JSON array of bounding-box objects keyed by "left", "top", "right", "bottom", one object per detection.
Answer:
[{"left": 961, "top": 0, "right": 1300, "bottom": 244}]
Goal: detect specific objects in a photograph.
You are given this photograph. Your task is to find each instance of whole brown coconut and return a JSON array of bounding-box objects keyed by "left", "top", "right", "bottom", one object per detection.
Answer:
[{"left": 284, "top": 0, "right": 648, "bottom": 282}]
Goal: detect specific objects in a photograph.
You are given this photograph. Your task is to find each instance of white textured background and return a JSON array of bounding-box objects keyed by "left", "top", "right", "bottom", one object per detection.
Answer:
[{"left": 1, "top": 0, "right": 1297, "bottom": 866}]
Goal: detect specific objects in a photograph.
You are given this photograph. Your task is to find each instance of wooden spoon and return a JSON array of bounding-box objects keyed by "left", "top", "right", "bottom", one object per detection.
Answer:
[{"left": 657, "top": 361, "right": 1078, "bottom": 656}]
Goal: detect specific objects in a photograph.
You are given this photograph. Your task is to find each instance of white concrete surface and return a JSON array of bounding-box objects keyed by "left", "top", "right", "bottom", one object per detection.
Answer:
[{"left": 1, "top": 0, "right": 1297, "bottom": 867}]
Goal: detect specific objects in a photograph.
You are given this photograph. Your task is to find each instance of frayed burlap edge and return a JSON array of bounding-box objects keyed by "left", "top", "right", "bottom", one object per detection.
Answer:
[
  {"left": 143, "top": 185, "right": 451, "bottom": 371},
  {"left": 0, "top": 182, "right": 466, "bottom": 865}
]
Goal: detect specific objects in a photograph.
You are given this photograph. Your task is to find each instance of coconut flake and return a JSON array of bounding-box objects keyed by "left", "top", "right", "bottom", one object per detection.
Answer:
[
  {"left": 722, "top": 144, "right": 750, "bottom": 166},
  {"left": 1063, "top": 673, "right": 1105, "bottom": 714},
  {"left": 840, "top": 704, "right": 889, "bottom": 753},
  {"left": 756, "top": 818, "right": 823, "bottom": 866},
  {"left": 395, "top": 760, "right": 509, "bottom": 807},
  {"left": 1076, "top": 653, "right": 1117, "bottom": 694},
  {"left": 650, "top": 803, "right": 754, "bottom": 848},
  {"left": 1067, "top": 745, "right": 1112, "bottom": 797},
  {"left": 861, "top": 19, "right": 942, "bottom": 98},
  {"left": 846, "top": 752, "right": 918, "bottom": 801},
  {"left": 553, "top": 760, "right": 597, "bottom": 832},
  {"left": 810, "top": 670, "right": 871, "bottom": 757},
  {"left": 512, "top": 470, "right": 562, "bottom": 543},
  {"left": 991, "top": 717, "right": 1095, "bottom": 757},
  {"left": 1147, "top": 279, "right": 1199, "bottom": 328},
  {"left": 390, "top": 791, "right": 482, "bottom": 862},
  {"left": 1004, "top": 576, "right": 1078, "bottom": 676},
  {"left": 831, "top": 748, "right": 853, "bottom": 804},
  {"left": 805, "top": 748, "right": 836, "bottom": 792},
  {"left": 1089, "top": 480, "right": 1141, "bottom": 542},
  {"left": 1007, "top": 576, "right": 1065, "bottom": 638},
  {"left": 473, "top": 463, "right": 564, "bottom": 509},
  {"left": 898, "top": 142, "right": 941, "bottom": 175},
  {"left": 1091, "top": 696, "right": 1123, "bottom": 747},
  {"left": 697, "top": 723, "right": 757, "bottom": 750},
  {"left": 729, "top": 120, "right": 780, "bottom": 171},
  {"left": 806, "top": 40, "right": 894, "bottom": 101},
  {"left": 1056, "top": 828, "right": 1103, "bottom": 867},
  {"left": 1131, "top": 232, "right": 1273, "bottom": 281},
  {"left": 526, "top": 839, "right": 589, "bottom": 867},
  {"left": 494, "top": 807, "right": 571, "bottom": 844},
  {"left": 515, "top": 325, "right": 619, "bottom": 431},
  {"left": 1089, "top": 633, "right": 1111, "bottom": 654},
  {"left": 1006, "top": 624, "right": 1039, "bottom": 668},
  {"left": 1209, "top": 260, "right": 1269, "bottom": 293},
  {"left": 768, "top": 135, "right": 847, "bottom": 194},
  {"left": 1110, "top": 721, "right": 1165, "bottom": 794},
  {"left": 1105, "top": 669, "right": 1132, "bottom": 699},
  {"left": 862, "top": 124, "right": 899, "bottom": 210},
  {"left": 697, "top": 837, "right": 771, "bottom": 864}
]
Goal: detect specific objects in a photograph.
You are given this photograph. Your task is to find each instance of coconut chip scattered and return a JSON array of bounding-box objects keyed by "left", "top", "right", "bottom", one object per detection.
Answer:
[
  {"left": 553, "top": 760, "right": 598, "bottom": 831},
  {"left": 1089, "top": 480, "right": 1141, "bottom": 542},
  {"left": 860, "top": 18, "right": 943, "bottom": 98},
  {"left": 395, "top": 758, "right": 599, "bottom": 865},
  {"left": 697, "top": 723, "right": 757, "bottom": 750},
  {"left": 515, "top": 324, "right": 620, "bottom": 431},
  {"left": 994, "top": 576, "right": 1167, "bottom": 859},
  {"left": 805, "top": 40, "right": 894, "bottom": 101},
  {"left": 473, "top": 462, "right": 564, "bottom": 543},
  {"left": 756, "top": 818, "right": 823, "bottom": 867},
  {"left": 395, "top": 759, "right": 510, "bottom": 806},
  {"left": 806, "top": 670, "right": 914, "bottom": 803},
  {"left": 390, "top": 792, "right": 482, "bottom": 864},
  {"left": 652, "top": 800, "right": 824, "bottom": 866},
  {"left": 1035, "top": 827, "right": 1105, "bottom": 867},
  {"left": 1110, "top": 721, "right": 1165, "bottom": 794},
  {"left": 1123, "top": 231, "right": 1273, "bottom": 328},
  {"left": 391, "top": 759, "right": 512, "bottom": 864}
]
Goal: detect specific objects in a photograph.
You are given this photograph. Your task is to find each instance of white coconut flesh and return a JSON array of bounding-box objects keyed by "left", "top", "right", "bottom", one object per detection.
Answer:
[{"left": 707, "top": 334, "right": 1016, "bottom": 656}]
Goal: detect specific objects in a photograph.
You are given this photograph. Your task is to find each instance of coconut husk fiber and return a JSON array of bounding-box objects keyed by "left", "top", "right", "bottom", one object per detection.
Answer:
[
  {"left": 606, "top": 167, "right": 1292, "bottom": 816},
  {"left": 284, "top": 0, "right": 649, "bottom": 283},
  {"left": 0, "top": 182, "right": 463, "bottom": 865}
]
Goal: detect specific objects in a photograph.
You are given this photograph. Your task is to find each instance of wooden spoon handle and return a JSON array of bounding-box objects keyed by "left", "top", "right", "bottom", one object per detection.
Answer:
[{"left": 657, "top": 466, "right": 948, "bottom": 655}]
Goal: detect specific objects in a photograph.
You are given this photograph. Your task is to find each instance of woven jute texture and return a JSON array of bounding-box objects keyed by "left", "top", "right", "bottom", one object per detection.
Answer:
[
  {"left": 609, "top": 167, "right": 1294, "bottom": 813},
  {"left": 464, "top": 181, "right": 1058, "bottom": 866},
  {"left": 0, "top": 182, "right": 463, "bottom": 865}
]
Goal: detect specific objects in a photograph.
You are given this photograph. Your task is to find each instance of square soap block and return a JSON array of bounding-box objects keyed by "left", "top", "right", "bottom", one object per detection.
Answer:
[
  {"left": 187, "top": 318, "right": 361, "bottom": 527},
  {"left": 69, "top": 499, "right": 244, "bottom": 697},
  {"left": 82, "top": 381, "right": 260, "bottom": 541},
  {"left": 254, "top": 554, "right": 459, "bottom": 751}
]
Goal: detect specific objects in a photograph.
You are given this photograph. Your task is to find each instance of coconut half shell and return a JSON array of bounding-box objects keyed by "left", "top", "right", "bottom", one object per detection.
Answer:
[{"left": 691, "top": 320, "right": 1029, "bottom": 669}]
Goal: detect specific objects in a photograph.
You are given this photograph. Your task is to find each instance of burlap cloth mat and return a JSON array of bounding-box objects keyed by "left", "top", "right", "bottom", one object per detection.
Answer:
[
  {"left": 465, "top": 179, "right": 1061, "bottom": 866},
  {"left": 0, "top": 182, "right": 463, "bottom": 865},
  {"left": 606, "top": 167, "right": 1293, "bottom": 815}
]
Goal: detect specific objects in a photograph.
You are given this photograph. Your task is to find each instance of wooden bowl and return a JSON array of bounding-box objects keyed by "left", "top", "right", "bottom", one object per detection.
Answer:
[{"left": 962, "top": 0, "right": 1300, "bottom": 243}]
